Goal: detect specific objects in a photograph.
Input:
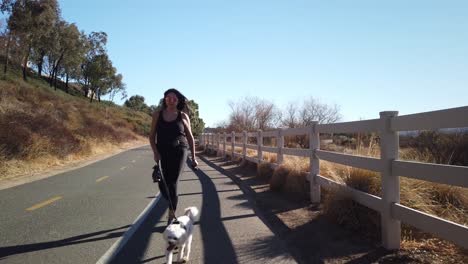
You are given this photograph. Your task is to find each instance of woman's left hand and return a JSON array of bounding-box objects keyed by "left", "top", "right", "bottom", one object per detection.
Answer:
[{"left": 191, "top": 158, "right": 198, "bottom": 168}]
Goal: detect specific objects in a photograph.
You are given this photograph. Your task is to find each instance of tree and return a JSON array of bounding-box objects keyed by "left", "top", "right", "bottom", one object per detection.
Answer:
[
  {"left": 1, "top": 0, "right": 14, "bottom": 75},
  {"left": 255, "top": 98, "right": 278, "bottom": 130},
  {"left": 124, "top": 95, "right": 149, "bottom": 112},
  {"left": 8, "top": 0, "right": 59, "bottom": 80},
  {"left": 299, "top": 97, "right": 341, "bottom": 125},
  {"left": 279, "top": 97, "right": 341, "bottom": 148},
  {"left": 226, "top": 96, "right": 278, "bottom": 132},
  {"left": 227, "top": 97, "right": 256, "bottom": 132},
  {"left": 281, "top": 102, "right": 299, "bottom": 128},
  {"left": 80, "top": 31, "right": 107, "bottom": 97},
  {"left": 187, "top": 100, "right": 205, "bottom": 137},
  {"left": 77, "top": 31, "right": 117, "bottom": 103},
  {"left": 86, "top": 53, "right": 114, "bottom": 102},
  {"left": 107, "top": 73, "right": 126, "bottom": 103},
  {"left": 67, "top": 30, "right": 88, "bottom": 89},
  {"left": 0, "top": 0, "right": 14, "bottom": 12},
  {"left": 43, "top": 19, "right": 65, "bottom": 88},
  {"left": 48, "top": 21, "right": 82, "bottom": 90},
  {"left": 60, "top": 25, "right": 86, "bottom": 92}
]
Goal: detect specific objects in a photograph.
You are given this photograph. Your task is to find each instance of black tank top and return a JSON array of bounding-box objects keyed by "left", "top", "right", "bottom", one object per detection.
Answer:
[{"left": 156, "top": 110, "right": 187, "bottom": 148}]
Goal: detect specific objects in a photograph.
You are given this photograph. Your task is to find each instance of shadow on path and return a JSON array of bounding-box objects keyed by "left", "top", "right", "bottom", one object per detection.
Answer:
[
  {"left": 192, "top": 165, "right": 239, "bottom": 263},
  {"left": 113, "top": 159, "right": 241, "bottom": 263},
  {"left": 111, "top": 201, "right": 166, "bottom": 264},
  {"left": 198, "top": 155, "right": 302, "bottom": 263},
  {"left": 199, "top": 154, "right": 394, "bottom": 264},
  {"left": 0, "top": 225, "right": 130, "bottom": 259}
]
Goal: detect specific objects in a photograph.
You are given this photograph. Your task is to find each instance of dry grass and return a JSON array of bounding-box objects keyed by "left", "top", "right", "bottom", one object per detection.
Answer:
[
  {"left": 400, "top": 178, "right": 468, "bottom": 226},
  {"left": 0, "top": 78, "right": 151, "bottom": 180},
  {"left": 283, "top": 155, "right": 309, "bottom": 172},
  {"left": 284, "top": 169, "right": 309, "bottom": 200},
  {"left": 221, "top": 146, "right": 279, "bottom": 163},
  {"left": 196, "top": 145, "right": 205, "bottom": 151},
  {"left": 321, "top": 168, "right": 382, "bottom": 238},
  {"left": 242, "top": 137, "right": 468, "bottom": 255},
  {"left": 246, "top": 149, "right": 258, "bottom": 158},
  {"left": 270, "top": 164, "right": 289, "bottom": 192},
  {"left": 257, "top": 162, "right": 274, "bottom": 180},
  {"left": 268, "top": 156, "right": 310, "bottom": 199},
  {"left": 0, "top": 138, "right": 146, "bottom": 181},
  {"left": 322, "top": 187, "right": 381, "bottom": 237},
  {"left": 319, "top": 150, "right": 468, "bottom": 256},
  {"left": 318, "top": 160, "right": 347, "bottom": 184},
  {"left": 263, "top": 152, "right": 277, "bottom": 163}
]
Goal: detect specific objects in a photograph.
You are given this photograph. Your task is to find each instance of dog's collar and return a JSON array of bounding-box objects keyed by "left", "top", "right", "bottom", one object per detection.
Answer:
[{"left": 169, "top": 221, "right": 187, "bottom": 231}]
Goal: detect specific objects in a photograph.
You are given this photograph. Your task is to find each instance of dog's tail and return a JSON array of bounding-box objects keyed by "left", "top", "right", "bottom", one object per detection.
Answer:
[{"left": 184, "top": 206, "right": 199, "bottom": 222}]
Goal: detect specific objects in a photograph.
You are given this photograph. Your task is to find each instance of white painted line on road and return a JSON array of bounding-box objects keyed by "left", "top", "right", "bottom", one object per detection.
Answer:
[
  {"left": 120, "top": 166, "right": 127, "bottom": 170},
  {"left": 96, "top": 192, "right": 162, "bottom": 264}
]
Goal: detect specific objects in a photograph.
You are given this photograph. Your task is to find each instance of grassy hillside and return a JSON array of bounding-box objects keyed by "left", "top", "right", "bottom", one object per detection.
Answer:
[{"left": 0, "top": 70, "right": 151, "bottom": 180}]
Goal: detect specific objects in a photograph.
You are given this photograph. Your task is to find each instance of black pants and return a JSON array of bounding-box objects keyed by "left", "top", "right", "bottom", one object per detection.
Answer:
[{"left": 157, "top": 145, "right": 188, "bottom": 212}]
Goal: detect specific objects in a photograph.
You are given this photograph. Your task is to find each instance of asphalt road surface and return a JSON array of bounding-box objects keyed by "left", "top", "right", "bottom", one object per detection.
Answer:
[{"left": 0, "top": 145, "right": 295, "bottom": 264}]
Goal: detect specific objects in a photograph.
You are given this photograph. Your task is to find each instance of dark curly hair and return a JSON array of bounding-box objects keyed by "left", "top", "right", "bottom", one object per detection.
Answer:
[{"left": 161, "top": 88, "right": 191, "bottom": 114}]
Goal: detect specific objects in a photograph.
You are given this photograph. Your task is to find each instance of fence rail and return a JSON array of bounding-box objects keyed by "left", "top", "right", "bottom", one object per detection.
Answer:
[
  {"left": 200, "top": 106, "right": 468, "bottom": 250},
  {"left": 316, "top": 118, "right": 382, "bottom": 133}
]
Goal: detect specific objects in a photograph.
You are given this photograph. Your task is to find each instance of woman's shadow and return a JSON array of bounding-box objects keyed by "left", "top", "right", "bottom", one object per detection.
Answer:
[{"left": 190, "top": 162, "right": 239, "bottom": 263}]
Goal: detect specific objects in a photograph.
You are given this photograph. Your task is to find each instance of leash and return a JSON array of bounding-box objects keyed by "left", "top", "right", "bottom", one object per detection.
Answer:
[
  {"left": 154, "top": 161, "right": 180, "bottom": 224},
  {"left": 154, "top": 158, "right": 198, "bottom": 225}
]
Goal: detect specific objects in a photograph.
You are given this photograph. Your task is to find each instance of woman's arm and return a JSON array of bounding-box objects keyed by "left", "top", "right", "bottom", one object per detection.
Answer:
[
  {"left": 149, "top": 111, "right": 160, "bottom": 162},
  {"left": 181, "top": 112, "right": 198, "bottom": 166}
]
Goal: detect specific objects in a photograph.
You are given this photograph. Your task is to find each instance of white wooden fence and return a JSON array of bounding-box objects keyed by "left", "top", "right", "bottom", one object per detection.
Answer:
[{"left": 200, "top": 106, "right": 468, "bottom": 250}]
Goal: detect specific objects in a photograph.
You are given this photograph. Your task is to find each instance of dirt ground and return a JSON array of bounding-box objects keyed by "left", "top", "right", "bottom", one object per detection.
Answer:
[{"left": 200, "top": 153, "right": 468, "bottom": 264}]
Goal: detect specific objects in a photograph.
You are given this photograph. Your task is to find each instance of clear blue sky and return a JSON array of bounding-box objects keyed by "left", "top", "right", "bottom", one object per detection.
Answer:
[{"left": 60, "top": 0, "right": 468, "bottom": 127}]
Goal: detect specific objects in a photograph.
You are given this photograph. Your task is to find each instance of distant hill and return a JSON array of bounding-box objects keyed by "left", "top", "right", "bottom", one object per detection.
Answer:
[{"left": 0, "top": 69, "right": 151, "bottom": 180}]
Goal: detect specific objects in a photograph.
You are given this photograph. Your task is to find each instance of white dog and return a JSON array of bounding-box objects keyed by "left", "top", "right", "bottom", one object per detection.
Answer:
[{"left": 163, "top": 207, "right": 199, "bottom": 263}]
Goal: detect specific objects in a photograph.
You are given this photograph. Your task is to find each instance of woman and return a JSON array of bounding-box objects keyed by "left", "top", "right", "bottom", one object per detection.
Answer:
[{"left": 149, "top": 88, "right": 198, "bottom": 223}]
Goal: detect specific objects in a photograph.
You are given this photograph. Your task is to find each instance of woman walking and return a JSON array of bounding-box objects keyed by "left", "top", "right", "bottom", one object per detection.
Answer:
[{"left": 149, "top": 88, "right": 198, "bottom": 223}]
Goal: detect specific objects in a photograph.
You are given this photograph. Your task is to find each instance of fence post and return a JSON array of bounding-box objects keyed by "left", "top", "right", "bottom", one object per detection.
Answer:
[
  {"left": 223, "top": 132, "right": 227, "bottom": 157},
  {"left": 310, "top": 122, "right": 320, "bottom": 203},
  {"left": 218, "top": 133, "right": 221, "bottom": 154},
  {"left": 217, "top": 133, "right": 220, "bottom": 153},
  {"left": 208, "top": 133, "right": 213, "bottom": 149},
  {"left": 209, "top": 133, "right": 212, "bottom": 150},
  {"left": 257, "top": 130, "right": 263, "bottom": 163},
  {"left": 213, "top": 133, "right": 217, "bottom": 153},
  {"left": 277, "top": 128, "right": 284, "bottom": 164},
  {"left": 242, "top": 130, "right": 247, "bottom": 161},
  {"left": 380, "top": 111, "right": 400, "bottom": 250},
  {"left": 231, "top": 131, "right": 235, "bottom": 160}
]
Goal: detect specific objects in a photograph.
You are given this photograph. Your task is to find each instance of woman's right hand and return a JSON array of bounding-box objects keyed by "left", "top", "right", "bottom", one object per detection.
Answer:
[{"left": 154, "top": 151, "right": 161, "bottom": 162}]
